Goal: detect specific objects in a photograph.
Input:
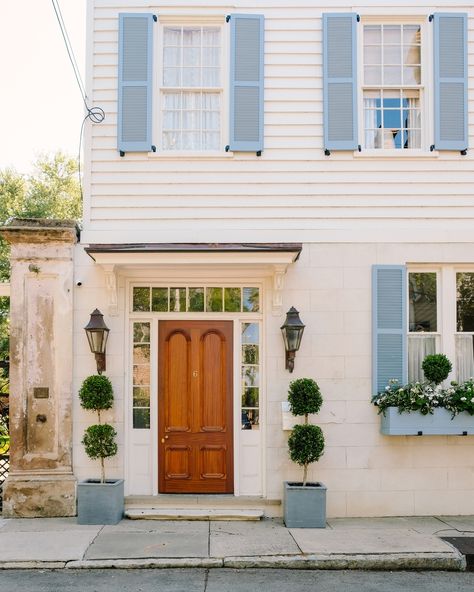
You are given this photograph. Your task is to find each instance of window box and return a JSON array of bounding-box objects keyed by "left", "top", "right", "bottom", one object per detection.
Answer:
[{"left": 380, "top": 407, "right": 474, "bottom": 436}]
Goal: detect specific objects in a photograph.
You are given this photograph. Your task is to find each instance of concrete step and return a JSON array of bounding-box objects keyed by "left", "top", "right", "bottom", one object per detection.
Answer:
[{"left": 125, "top": 508, "right": 264, "bottom": 521}]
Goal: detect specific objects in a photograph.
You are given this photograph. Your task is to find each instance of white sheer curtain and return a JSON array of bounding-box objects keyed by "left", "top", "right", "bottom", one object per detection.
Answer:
[
  {"left": 364, "top": 96, "right": 378, "bottom": 148},
  {"left": 408, "top": 335, "right": 436, "bottom": 382},
  {"left": 456, "top": 334, "right": 474, "bottom": 383}
]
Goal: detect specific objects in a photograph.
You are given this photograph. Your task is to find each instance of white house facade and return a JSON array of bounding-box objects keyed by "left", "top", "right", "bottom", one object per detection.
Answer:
[{"left": 2, "top": 0, "right": 474, "bottom": 518}]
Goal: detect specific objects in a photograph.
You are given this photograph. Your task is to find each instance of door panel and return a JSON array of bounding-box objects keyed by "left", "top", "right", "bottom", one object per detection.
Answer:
[{"left": 159, "top": 320, "right": 233, "bottom": 493}]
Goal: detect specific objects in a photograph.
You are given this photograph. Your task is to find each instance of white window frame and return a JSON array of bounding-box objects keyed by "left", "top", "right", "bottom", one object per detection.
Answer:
[
  {"left": 357, "top": 16, "right": 433, "bottom": 156},
  {"left": 154, "top": 16, "right": 229, "bottom": 157}
]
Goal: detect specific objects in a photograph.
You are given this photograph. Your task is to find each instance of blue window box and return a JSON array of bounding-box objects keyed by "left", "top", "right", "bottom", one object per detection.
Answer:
[{"left": 380, "top": 407, "right": 474, "bottom": 436}]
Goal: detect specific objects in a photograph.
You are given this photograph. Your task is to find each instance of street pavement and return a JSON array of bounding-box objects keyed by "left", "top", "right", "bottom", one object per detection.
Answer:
[{"left": 0, "top": 515, "right": 472, "bottom": 571}]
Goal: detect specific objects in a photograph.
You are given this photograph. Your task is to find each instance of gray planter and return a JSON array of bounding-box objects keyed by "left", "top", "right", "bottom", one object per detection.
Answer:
[
  {"left": 77, "top": 479, "right": 124, "bottom": 525},
  {"left": 380, "top": 407, "right": 474, "bottom": 436},
  {"left": 283, "top": 481, "right": 327, "bottom": 528}
]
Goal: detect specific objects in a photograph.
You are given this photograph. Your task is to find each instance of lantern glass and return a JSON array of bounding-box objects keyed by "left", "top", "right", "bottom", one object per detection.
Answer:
[{"left": 86, "top": 328, "right": 109, "bottom": 354}]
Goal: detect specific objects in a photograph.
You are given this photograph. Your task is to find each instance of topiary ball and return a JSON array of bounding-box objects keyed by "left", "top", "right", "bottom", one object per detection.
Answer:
[
  {"left": 422, "top": 354, "right": 452, "bottom": 385},
  {"left": 288, "top": 423, "right": 325, "bottom": 467},
  {"left": 288, "top": 378, "right": 323, "bottom": 416},
  {"left": 79, "top": 375, "right": 114, "bottom": 411},
  {"left": 82, "top": 423, "right": 117, "bottom": 460}
]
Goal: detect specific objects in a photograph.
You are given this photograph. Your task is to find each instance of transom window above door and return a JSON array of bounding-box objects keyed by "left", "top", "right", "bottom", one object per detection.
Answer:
[
  {"left": 161, "top": 25, "right": 222, "bottom": 151},
  {"left": 363, "top": 24, "right": 422, "bottom": 150},
  {"left": 132, "top": 285, "right": 260, "bottom": 313}
]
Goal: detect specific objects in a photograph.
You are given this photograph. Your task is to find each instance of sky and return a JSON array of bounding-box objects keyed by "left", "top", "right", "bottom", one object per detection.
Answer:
[{"left": 0, "top": 1, "right": 86, "bottom": 174}]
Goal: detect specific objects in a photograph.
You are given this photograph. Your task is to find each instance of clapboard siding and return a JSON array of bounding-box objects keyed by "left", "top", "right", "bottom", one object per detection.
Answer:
[{"left": 84, "top": 1, "right": 474, "bottom": 243}]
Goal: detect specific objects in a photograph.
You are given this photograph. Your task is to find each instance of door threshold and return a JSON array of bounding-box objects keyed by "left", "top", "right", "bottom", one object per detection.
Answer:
[{"left": 125, "top": 494, "right": 281, "bottom": 519}]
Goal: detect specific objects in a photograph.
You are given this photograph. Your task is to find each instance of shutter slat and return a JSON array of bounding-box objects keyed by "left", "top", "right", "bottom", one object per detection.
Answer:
[
  {"left": 323, "top": 13, "right": 358, "bottom": 152},
  {"left": 434, "top": 13, "right": 468, "bottom": 151},
  {"left": 229, "top": 14, "right": 264, "bottom": 153},
  {"left": 118, "top": 13, "right": 154, "bottom": 153},
  {"left": 372, "top": 266, "right": 407, "bottom": 395}
]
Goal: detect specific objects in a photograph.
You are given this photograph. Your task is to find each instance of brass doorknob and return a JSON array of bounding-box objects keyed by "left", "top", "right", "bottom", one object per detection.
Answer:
[{"left": 161, "top": 435, "right": 169, "bottom": 443}]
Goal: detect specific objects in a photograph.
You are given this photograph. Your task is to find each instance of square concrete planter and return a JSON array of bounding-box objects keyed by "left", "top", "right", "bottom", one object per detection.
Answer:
[
  {"left": 380, "top": 407, "right": 474, "bottom": 436},
  {"left": 283, "top": 481, "right": 327, "bottom": 528},
  {"left": 77, "top": 479, "right": 124, "bottom": 525}
]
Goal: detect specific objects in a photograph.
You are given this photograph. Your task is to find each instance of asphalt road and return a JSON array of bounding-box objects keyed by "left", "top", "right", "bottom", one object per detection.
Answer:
[{"left": 0, "top": 569, "right": 473, "bottom": 592}]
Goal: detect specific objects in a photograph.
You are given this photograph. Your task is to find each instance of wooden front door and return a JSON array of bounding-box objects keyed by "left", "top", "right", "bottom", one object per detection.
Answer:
[{"left": 158, "top": 320, "right": 233, "bottom": 493}]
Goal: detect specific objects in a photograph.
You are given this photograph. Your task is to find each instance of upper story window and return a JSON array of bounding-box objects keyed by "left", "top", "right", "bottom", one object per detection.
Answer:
[
  {"left": 363, "top": 24, "right": 422, "bottom": 150},
  {"left": 161, "top": 26, "right": 222, "bottom": 151}
]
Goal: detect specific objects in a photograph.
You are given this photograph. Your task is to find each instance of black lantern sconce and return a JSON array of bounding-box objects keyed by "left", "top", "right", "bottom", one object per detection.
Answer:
[
  {"left": 280, "top": 307, "right": 305, "bottom": 373},
  {"left": 84, "top": 309, "right": 110, "bottom": 375}
]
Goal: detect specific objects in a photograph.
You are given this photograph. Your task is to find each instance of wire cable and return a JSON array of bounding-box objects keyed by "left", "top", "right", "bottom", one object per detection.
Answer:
[{"left": 51, "top": 0, "right": 105, "bottom": 200}]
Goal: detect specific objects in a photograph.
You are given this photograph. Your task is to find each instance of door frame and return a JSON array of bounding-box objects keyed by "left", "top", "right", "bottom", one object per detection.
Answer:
[{"left": 124, "top": 280, "right": 265, "bottom": 498}]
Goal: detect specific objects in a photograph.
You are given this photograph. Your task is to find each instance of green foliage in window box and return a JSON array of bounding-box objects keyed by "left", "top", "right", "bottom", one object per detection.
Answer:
[
  {"left": 79, "top": 374, "right": 117, "bottom": 483},
  {"left": 287, "top": 378, "right": 325, "bottom": 487},
  {"left": 421, "top": 354, "right": 452, "bottom": 385},
  {"left": 372, "top": 354, "right": 474, "bottom": 419}
]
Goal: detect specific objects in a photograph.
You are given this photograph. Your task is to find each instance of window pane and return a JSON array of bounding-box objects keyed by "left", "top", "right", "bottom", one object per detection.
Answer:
[
  {"left": 164, "top": 27, "right": 181, "bottom": 46},
  {"left": 206, "top": 287, "right": 223, "bottom": 312},
  {"left": 163, "top": 131, "right": 181, "bottom": 150},
  {"left": 403, "top": 25, "right": 421, "bottom": 45},
  {"left": 133, "top": 344, "right": 150, "bottom": 364},
  {"left": 133, "top": 386, "right": 150, "bottom": 407},
  {"left": 133, "top": 322, "right": 150, "bottom": 343},
  {"left": 409, "top": 273, "right": 437, "bottom": 332},
  {"left": 365, "top": 65, "right": 381, "bottom": 85},
  {"left": 457, "top": 273, "right": 474, "bottom": 332},
  {"left": 242, "top": 408, "right": 259, "bottom": 429},
  {"left": 242, "top": 387, "right": 259, "bottom": 408},
  {"left": 164, "top": 47, "right": 181, "bottom": 67},
  {"left": 384, "top": 25, "right": 401, "bottom": 44},
  {"left": 182, "top": 131, "right": 200, "bottom": 150},
  {"left": 404, "top": 45, "right": 420, "bottom": 65},
  {"left": 152, "top": 288, "right": 169, "bottom": 312},
  {"left": 189, "top": 287, "right": 204, "bottom": 312},
  {"left": 364, "top": 44, "right": 381, "bottom": 65},
  {"left": 243, "top": 287, "right": 259, "bottom": 312},
  {"left": 242, "top": 366, "right": 259, "bottom": 387},
  {"left": 183, "top": 47, "right": 200, "bottom": 67},
  {"left": 170, "top": 287, "right": 186, "bottom": 312},
  {"left": 403, "top": 66, "right": 421, "bottom": 85},
  {"left": 242, "top": 322, "right": 259, "bottom": 344},
  {"left": 242, "top": 343, "right": 259, "bottom": 365},
  {"left": 133, "top": 408, "right": 150, "bottom": 430},
  {"left": 384, "top": 45, "right": 401, "bottom": 65},
  {"left": 133, "top": 364, "right": 150, "bottom": 386},
  {"left": 384, "top": 66, "right": 402, "bottom": 85},
  {"left": 364, "top": 25, "right": 381, "bottom": 44},
  {"left": 163, "top": 68, "right": 181, "bottom": 87},
  {"left": 224, "top": 287, "right": 241, "bottom": 312},
  {"left": 183, "top": 27, "right": 201, "bottom": 46},
  {"left": 202, "top": 27, "right": 220, "bottom": 46},
  {"left": 133, "top": 287, "right": 150, "bottom": 312}
]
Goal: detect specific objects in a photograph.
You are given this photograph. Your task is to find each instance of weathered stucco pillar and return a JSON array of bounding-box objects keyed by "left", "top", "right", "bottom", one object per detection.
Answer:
[{"left": 0, "top": 219, "right": 78, "bottom": 517}]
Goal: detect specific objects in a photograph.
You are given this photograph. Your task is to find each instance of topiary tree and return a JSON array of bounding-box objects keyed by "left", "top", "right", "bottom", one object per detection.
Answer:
[
  {"left": 79, "top": 375, "right": 117, "bottom": 483},
  {"left": 422, "top": 354, "right": 452, "bottom": 385},
  {"left": 287, "top": 378, "right": 325, "bottom": 487}
]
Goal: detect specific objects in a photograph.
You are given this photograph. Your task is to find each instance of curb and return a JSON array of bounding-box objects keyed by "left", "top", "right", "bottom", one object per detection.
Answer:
[{"left": 0, "top": 551, "right": 465, "bottom": 571}]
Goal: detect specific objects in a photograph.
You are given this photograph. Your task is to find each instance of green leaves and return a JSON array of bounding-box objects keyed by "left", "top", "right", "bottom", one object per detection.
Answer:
[
  {"left": 422, "top": 354, "right": 452, "bottom": 385},
  {"left": 82, "top": 424, "right": 118, "bottom": 461},
  {"left": 288, "top": 378, "right": 322, "bottom": 417},
  {"left": 79, "top": 375, "right": 114, "bottom": 412},
  {"left": 288, "top": 424, "right": 325, "bottom": 467}
]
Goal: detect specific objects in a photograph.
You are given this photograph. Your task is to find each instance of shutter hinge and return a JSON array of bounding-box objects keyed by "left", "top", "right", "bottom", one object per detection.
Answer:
[
  {"left": 256, "top": 150, "right": 262, "bottom": 157},
  {"left": 153, "top": 15, "right": 157, "bottom": 22},
  {"left": 460, "top": 149, "right": 468, "bottom": 156},
  {"left": 430, "top": 145, "right": 435, "bottom": 152},
  {"left": 324, "top": 149, "right": 331, "bottom": 156},
  {"left": 417, "top": 431, "right": 423, "bottom": 436},
  {"left": 356, "top": 15, "right": 360, "bottom": 23},
  {"left": 225, "top": 145, "right": 230, "bottom": 152},
  {"left": 462, "top": 431, "right": 468, "bottom": 436},
  {"left": 429, "top": 15, "right": 434, "bottom": 22},
  {"left": 151, "top": 145, "right": 156, "bottom": 152},
  {"left": 358, "top": 144, "right": 362, "bottom": 152},
  {"left": 119, "top": 151, "right": 125, "bottom": 157},
  {"left": 226, "top": 15, "right": 231, "bottom": 23}
]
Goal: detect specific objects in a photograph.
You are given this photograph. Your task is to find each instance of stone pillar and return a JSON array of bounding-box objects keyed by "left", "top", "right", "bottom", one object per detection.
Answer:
[{"left": 0, "top": 219, "right": 78, "bottom": 517}]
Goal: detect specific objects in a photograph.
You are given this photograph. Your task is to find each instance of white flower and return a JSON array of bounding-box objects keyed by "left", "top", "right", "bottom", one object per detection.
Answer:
[
  {"left": 461, "top": 397, "right": 467, "bottom": 402},
  {"left": 471, "top": 398, "right": 474, "bottom": 403}
]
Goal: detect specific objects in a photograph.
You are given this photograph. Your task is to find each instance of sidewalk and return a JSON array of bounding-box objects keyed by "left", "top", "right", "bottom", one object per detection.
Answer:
[{"left": 0, "top": 515, "right": 472, "bottom": 571}]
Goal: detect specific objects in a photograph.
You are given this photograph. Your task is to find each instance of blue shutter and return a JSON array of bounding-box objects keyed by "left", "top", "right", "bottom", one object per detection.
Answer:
[
  {"left": 229, "top": 14, "right": 264, "bottom": 153},
  {"left": 433, "top": 13, "right": 468, "bottom": 151},
  {"left": 323, "top": 13, "right": 358, "bottom": 152},
  {"left": 372, "top": 266, "right": 407, "bottom": 395},
  {"left": 118, "top": 13, "right": 154, "bottom": 153}
]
